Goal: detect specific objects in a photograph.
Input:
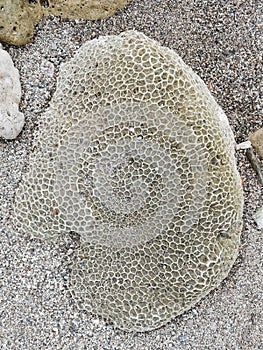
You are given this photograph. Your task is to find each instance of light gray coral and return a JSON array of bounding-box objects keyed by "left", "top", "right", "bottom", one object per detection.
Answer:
[
  {"left": 0, "top": 44, "right": 24, "bottom": 139},
  {"left": 11, "top": 31, "right": 243, "bottom": 331}
]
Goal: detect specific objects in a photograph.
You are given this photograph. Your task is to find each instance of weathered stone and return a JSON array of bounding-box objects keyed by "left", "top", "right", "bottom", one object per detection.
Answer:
[
  {"left": 249, "top": 128, "right": 263, "bottom": 158},
  {"left": 0, "top": 44, "right": 24, "bottom": 139},
  {"left": 0, "top": 0, "right": 42, "bottom": 46},
  {"left": 44, "top": 0, "right": 130, "bottom": 20},
  {"left": 0, "top": 0, "right": 130, "bottom": 46},
  {"left": 235, "top": 140, "right": 252, "bottom": 150}
]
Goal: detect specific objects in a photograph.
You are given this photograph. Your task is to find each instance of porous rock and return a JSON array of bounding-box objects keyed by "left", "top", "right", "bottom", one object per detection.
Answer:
[
  {"left": 0, "top": 44, "right": 24, "bottom": 139},
  {"left": 0, "top": 0, "right": 130, "bottom": 46},
  {"left": 0, "top": 0, "right": 42, "bottom": 46},
  {"left": 44, "top": 0, "right": 130, "bottom": 20},
  {"left": 249, "top": 128, "right": 263, "bottom": 158},
  {"left": 11, "top": 31, "right": 243, "bottom": 331}
]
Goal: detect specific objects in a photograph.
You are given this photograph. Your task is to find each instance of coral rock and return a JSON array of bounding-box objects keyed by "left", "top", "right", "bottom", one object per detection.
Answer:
[
  {"left": 0, "top": 44, "right": 24, "bottom": 139},
  {"left": 11, "top": 32, "right": 243, "bottom": 331}
]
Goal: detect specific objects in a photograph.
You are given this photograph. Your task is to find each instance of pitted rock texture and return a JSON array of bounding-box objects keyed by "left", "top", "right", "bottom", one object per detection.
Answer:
[
  {"left": 11, "top": 31, "right": 243, "bottom": 331},
  {"left": 0, "top": 0, "right": 130, "bottom": 45},
  {"left": 0, "top": 44, "right": 24, "bottom": 139},
  {"left": 0, "top": 0, "right": 43, "bottom": 46},
  {"left": 45, "top": 0, "right": 130, "bottom": 20},
  {"left": 249, "top": 128, "right": 263, "bottom": 158}
]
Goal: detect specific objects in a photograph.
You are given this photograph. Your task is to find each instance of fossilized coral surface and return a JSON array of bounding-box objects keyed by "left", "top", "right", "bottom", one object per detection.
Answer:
[
  {"left": 0, "top": 0, "right": 130, "bottom": 45},
  {"left": 0, "top": 44, "right": 24, "bottom": 139},
  {"left": 11, "top": 31, "right": 243, "bottom": 331}
]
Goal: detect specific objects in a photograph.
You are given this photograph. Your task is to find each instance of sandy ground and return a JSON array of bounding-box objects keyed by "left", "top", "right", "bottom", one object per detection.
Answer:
[{"left": 0, "top": 1, "right": 262, "bottom": 349}]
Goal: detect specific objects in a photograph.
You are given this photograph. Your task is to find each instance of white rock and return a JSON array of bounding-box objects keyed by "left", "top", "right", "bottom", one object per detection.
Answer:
[
  {"left": 0, "top": 44, "right": 25, "bottom": 139},
  {"left": 254, "top": 206, "right": 263, "bottom": 229},
  {"left": 235, "top": 140, "right": 252, "bottom": 150}
]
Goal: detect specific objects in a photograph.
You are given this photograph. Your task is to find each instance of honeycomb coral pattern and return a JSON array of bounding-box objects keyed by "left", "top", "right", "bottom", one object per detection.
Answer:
[{"left": 11, "top": 31, "right": 243, "bottom": 331}]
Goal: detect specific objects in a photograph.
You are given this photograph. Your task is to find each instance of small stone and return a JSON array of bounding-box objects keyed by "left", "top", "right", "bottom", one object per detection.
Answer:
[
  {"left": 51, "top": 43, "right": 58, "bottom": 50},
  {"left": 178, "top": 334, "right": 187, "bottom": 343},
  {"left": 0, "top": 44, "right": 25, "bottom": 139},
  {"left": 192, "top": 308, "right": 198, "bottom": 316},
  {"left": 40, "top": 59, "right": 55, "bottom": 78},
  {"left": 87, "top": 330, "right": 93, "bottom": 337},
  {"left": 235, "top": 140, "right": 252, "bottom": 150},
  {"left": 253, "top": 206, "right": 263, "bottom": 229},
  {"left": 249, "top": 128, "right": 263, "bottom": 158}
]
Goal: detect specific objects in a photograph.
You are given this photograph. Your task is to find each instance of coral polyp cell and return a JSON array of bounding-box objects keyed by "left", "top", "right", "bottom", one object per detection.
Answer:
[{"left": 11, "top": 31, "right": 243, "bottom": 331}]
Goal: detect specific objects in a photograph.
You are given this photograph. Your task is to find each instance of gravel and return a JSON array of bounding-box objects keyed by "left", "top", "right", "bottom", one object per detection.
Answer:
[{"left": 0, "top": 1, "right": 262, "bottom": 349}]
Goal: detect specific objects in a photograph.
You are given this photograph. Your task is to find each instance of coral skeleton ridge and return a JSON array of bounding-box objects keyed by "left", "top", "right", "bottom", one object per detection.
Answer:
[
  {"left": 11, "top": 31, "right": 243, "bottom": 331},
  {"left": 0, "top": 43, "right": 25, "bottom": 139}
]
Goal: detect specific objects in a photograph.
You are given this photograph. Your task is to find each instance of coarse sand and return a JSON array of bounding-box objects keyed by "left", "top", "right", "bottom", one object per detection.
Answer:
[{"left": 0, "top": 1, "right": 262, "bottom": 349}]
